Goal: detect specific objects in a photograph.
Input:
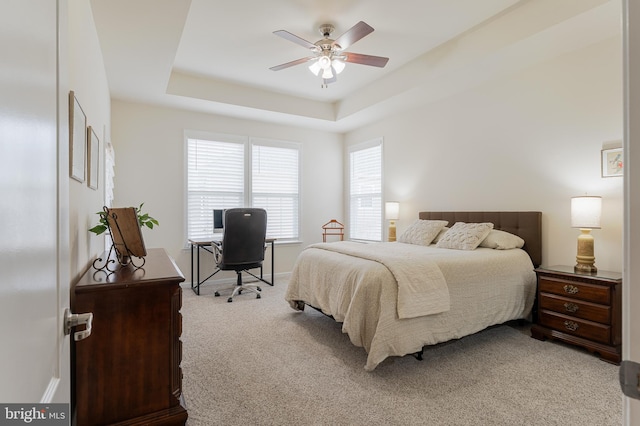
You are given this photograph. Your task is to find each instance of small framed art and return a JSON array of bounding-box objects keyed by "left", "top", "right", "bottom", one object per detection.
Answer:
[
  {"left": 69, "top": 91, "right": 87, "bottom": 182},
  {"left": 87, "top": 126, "right": 99, "bottom": 190},
  {"left": 601, "top": 147, "right": 623, "bottom": 178}
]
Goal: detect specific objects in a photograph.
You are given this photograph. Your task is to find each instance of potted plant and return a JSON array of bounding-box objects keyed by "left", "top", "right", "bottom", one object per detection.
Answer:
[{"left": 89, "top": 203, "right": 159, "bottom": 236}]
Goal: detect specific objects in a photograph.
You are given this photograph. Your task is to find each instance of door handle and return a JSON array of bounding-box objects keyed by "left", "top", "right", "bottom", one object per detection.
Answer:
[{"left": 64, "top": 308, "right": 93, "bottom": 341}]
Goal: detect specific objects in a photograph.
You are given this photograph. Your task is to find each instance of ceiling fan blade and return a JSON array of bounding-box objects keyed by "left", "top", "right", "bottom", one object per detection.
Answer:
[
  {"left": 273, "top": 30, "right": 317, "bottom": 50},
  {"left": 343, "top": 52, "right": 389, "bottom": 68},
  {"left": 270, "top": 57, "right": 313, "bottom": 71},
  {"left": 332, "top": 21, "right": 374, "bottom": 50}
]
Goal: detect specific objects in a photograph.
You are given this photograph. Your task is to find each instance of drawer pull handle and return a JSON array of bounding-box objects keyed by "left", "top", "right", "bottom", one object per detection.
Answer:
[
  {"left": 564, "top": 320, "right": 579, "bottom": 332},
  {"left": 564, "top": 302, "right": 579, "bottom": 313},
  {"left": 563, "top": 284, "right": 579, "bottom": 294}
]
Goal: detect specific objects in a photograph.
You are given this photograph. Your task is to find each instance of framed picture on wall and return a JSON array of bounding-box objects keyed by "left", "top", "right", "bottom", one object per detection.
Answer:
[
  {"left": 601, "top": 147, "right": 623, "bottom": 178},
  {"left": 87, "top": 126, "right": 99, "bottom": 190},
  {"left": 69, "top": 91, "right": 86, "bottom": 182}
]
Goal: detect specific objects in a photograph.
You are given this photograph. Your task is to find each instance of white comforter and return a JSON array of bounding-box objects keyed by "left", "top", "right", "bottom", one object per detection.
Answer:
[
  {"left": 285, "top": 241, "right": 536, "bottom": 371},
  {"left": 306, "top": 242, "right": 450, "bottom": 319}
]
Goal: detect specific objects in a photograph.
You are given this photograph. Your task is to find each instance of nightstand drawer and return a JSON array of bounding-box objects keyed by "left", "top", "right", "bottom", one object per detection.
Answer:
[
  {"left": 538, "top": 277, "right": 610, "bottom": 305},
  {"left": 538, "top": 293, "right": 611, "bottom": 324},
  {"left": 539, "top": 310, "right": 611, "bottom": 344}
]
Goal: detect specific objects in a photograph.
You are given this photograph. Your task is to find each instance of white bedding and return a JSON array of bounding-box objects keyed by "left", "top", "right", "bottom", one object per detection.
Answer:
[
  {"left": 306, "top": 242, "right": 450, "bottom": 319},
  {"left": 285, "top": 241, "right": 536, "bottom": 371}
]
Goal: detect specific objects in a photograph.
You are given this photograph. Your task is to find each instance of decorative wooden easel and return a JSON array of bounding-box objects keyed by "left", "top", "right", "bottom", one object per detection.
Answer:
[
  {"left": 322, "top": 219, "right": 344, "bottom": 242},
  {"left": 93, "top": 206, "right": 147, "bottom": 272}
]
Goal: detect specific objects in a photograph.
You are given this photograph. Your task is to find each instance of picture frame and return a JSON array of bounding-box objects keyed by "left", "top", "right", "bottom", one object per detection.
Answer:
[
  {"left": 601, "top": 147, "right": 623, "bottom": 178},
  {"left": 87, "top": 126, "right": 99, "bottom": 190},
  {"left": 69, "top": 91, "right": 87, "bottom": 182}
]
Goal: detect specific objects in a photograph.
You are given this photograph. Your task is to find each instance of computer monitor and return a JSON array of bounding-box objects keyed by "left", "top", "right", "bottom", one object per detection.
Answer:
[{"left": 213, "top": 209, "right": 225, "bottom": 232}]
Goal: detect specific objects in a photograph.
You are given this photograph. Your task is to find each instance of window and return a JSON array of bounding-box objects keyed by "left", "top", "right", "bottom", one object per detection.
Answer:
[
  {"left": 186, "top": 133, "right": 300, "bottom": 242},
  {"left": 348, "top": 139, "right": 382, "bottom": 241},
  {"left": 252, "top": 141, "right": 299, "bottom": 239}
]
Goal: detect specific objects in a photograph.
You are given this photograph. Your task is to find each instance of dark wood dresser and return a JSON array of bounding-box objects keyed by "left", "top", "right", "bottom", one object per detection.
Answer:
[
  {"left": 531, "top": 265, "right": 622, "bottom": 364},
  {"left": 72, "top": 248, "right": 188, "bottom": 425}
]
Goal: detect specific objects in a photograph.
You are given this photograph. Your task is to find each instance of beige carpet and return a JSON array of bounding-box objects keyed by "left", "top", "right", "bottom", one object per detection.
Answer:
[{"left": 180, "top": 277, "right": 622, "bottom": 426}]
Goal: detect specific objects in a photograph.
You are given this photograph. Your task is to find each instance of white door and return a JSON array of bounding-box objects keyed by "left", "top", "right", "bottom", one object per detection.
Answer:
[
  {"left": 623, "top": 0, "right": 640, "bottom": 424},
  {"left": 0, "top": 0, "right": 71, "bottom": 406}
]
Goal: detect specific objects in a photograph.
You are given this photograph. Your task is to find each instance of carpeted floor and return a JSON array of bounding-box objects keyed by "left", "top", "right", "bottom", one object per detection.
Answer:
[{"left": 180, "top": 277, "right": 622, "bottom": 425}]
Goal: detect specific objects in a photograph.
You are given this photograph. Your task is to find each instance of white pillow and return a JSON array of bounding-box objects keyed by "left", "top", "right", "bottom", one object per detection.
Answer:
[
  {"left": 431, "top": 227, "right": 449, "bottom": 244},
  {"left": 436, "top": 222, "right": 494, "bottom": 250},
  {"left": 398, "top": 220, "right": 448, "bottom": 246},
  {"left": 479, "top": 229, "right": 525, "bottom": 250}
]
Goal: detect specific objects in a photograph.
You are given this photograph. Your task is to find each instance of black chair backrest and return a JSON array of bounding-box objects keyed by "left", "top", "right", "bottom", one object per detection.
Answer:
[{"left": 221, "top": 208, "right": 267, "bottom": 266}]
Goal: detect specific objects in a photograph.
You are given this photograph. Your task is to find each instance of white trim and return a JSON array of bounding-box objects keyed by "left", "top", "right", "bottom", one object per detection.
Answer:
[{"left": 39, "top": 377, "right": 60, "bottom": 403}]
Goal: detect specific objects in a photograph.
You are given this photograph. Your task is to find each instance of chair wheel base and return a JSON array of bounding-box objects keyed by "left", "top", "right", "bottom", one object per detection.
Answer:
[
  {"left": 227, "top": 297, "right": 233, "bottom": 303},
  {"left": 257, "top": 286, "right": 262, "bottom": 292},
  {"left": 214, "top": 291, "right": 220, "bottom": 297},
  {"left": 256, "top": 294, "right": 261, "bottom": 299}
]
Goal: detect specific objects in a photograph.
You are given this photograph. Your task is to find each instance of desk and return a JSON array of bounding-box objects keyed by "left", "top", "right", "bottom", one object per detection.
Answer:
[{"left": 189, "top": 236, "right": 276, "bottom": 295}]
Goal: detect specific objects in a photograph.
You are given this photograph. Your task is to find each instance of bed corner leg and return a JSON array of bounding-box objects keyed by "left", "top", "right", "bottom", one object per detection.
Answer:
[
  {"left": 412, "top": 348, "right": 424, "bottom": 361},
  {"left": 295, "top": 300, "right": 306, "bottom": 311}
]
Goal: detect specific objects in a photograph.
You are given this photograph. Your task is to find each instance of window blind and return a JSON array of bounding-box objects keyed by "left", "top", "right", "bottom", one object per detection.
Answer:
[
  {"left": 186, "top": 135, "right": 300, "bottom": 242},
  {"left": 349, "top": 141, "right": 382, "bottom": 241},
  {"left": 252, "top": 141, "right": 300, "bottom": 240},
  {"left": 187, "top": 138, "right": 244, "bottom": 239}
]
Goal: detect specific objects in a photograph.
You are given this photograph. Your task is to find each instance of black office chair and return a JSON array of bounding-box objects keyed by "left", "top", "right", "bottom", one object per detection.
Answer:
[{"left": 212, "top": 208, "right": 267, "bottom": 302}]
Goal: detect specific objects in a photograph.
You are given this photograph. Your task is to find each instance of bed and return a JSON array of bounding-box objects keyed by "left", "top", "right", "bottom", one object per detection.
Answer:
[{"left": 285, "top": 211, "right": 542, "bottom": 371}]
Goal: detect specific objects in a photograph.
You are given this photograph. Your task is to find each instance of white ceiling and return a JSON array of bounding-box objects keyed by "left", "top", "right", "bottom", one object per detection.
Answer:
[{"left": 90, "top": 0, "right": 620, "bottom": 133}]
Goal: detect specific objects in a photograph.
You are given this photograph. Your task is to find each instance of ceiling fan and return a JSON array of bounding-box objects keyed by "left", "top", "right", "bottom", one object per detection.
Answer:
[{"left": 270, "top": 21, "right": 389, "bottom": 87}]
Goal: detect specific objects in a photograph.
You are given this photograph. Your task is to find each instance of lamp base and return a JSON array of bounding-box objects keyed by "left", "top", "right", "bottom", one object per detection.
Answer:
[
  {"left": 575, "top": 228, "right": 597, "bottom": 274},
  {"left": 574, "top": 263, "right": 597, "bottom": 274},
  {"left": 388, "top": 221, "right": 396, "bottom": 242}
]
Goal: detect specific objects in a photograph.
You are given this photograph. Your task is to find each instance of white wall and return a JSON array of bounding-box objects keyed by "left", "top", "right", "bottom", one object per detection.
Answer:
[
  {"left": 346, "top": 36, "right": 623, "bottom": 272},
  {"left": 110, "top": 101, "right": 343, "bottom": 280},
  {"left": 68, "top": 1, "right": 111, "bottom": 281}
]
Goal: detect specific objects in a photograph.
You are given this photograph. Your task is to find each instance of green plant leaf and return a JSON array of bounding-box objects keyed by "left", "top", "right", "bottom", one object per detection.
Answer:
[
  {"left": 88, "top": 224, "right": 108, "bottom": 235},
  {"left": 89, "top": 204, "right": 159, "bottom": 235}
]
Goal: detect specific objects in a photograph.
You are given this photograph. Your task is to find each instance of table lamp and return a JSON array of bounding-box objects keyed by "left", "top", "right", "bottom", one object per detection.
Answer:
[
  {"left": 385, "top": 202, "right": 399, "bottom": 242},
  {"left": 571, "top": 195, "right": 602, "bottom": 274}
]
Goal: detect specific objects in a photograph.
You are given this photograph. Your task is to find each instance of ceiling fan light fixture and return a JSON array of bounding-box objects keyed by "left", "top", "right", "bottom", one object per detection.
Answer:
[
  {"left": 321, "top": 67, "right": 334, "bottom": 79},
  {"left": 332, "top": 58, "right": 346, "bottom": 74},
  {"left": 308, "top": 60, "right": 322, "bottom": 76},
  {"left": 318, "top": 55, "right": 332, "bottom": 70}
]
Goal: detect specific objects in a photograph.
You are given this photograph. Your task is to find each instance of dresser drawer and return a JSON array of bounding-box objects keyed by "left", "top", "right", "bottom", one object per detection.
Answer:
[
  {"left": 538, "top": 310, "right": 611, "bottom": 344},
  {"left": 538, "top": 293, "right": 611, "bottom": 324},
  {"left": 538, "top": 277, "right": 610, "bottom": 304}
]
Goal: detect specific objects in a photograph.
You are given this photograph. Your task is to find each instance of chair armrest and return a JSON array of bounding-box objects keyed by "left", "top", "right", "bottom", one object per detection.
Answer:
[{"left": 212, "top": 241, "right": 223, "bottom": 264}]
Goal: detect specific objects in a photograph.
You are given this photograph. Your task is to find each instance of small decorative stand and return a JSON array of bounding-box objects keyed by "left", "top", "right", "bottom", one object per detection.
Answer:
[
  {"left": 93, "top": 206, "right": 147, "bottom": 272},
  {"left": 322, "top": 219, "right": 344, "bottom": 242}
]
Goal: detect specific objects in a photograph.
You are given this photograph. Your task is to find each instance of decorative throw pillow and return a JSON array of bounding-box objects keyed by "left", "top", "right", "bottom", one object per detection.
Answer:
[
  {"left": 431, "top": 227, "right": 449, "bottom": 244},
  {"left": 479, "top": 229, "right": 525, "bottom": 250},
  {"left": 397, "top": 220, "right": 448, "bottom": 246},
  {"left": 436, "top": 222, "right": 494, "bottom": 250}
]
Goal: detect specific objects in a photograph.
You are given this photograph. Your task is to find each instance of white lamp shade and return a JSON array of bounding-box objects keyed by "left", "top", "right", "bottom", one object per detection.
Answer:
[
  {"left": 333, "top": 58, "right": 346, "bottom": 74},
  {"left": 385, "top": 202, "right": 399, "bottom": 220},
  {"left": 308, "top": 60, "right": 321, "bottom": 76},
  {"left": 318, "top": 55, "right": 331, "bottom": 70},
  {"left": 571, "top": 196, "right": 602, "bottom": 229}
]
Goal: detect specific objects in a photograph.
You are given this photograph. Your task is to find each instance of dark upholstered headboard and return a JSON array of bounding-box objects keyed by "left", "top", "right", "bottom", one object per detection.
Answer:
[{"left": 418, "top": 211, "right": 542, "bottom": 267}]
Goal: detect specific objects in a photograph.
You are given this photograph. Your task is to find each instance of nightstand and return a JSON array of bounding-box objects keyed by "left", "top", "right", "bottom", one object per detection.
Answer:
[{"left": 531, "top": 265, "right": 622, "bottom": 364}]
